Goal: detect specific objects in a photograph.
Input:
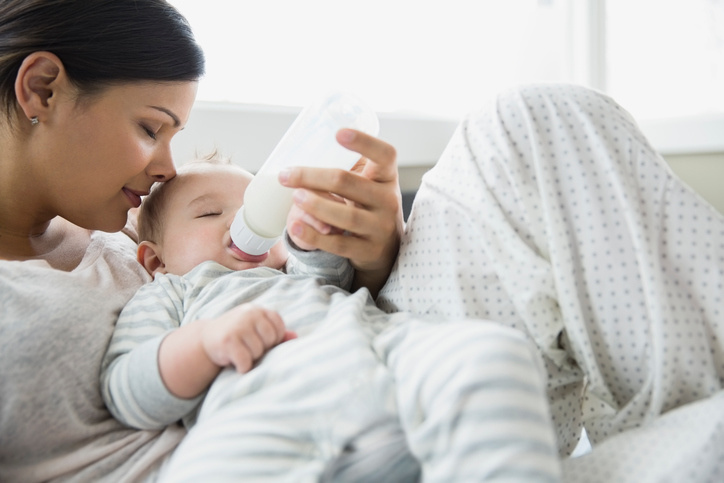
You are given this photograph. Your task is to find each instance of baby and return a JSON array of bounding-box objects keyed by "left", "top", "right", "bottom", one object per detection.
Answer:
[{"left": 101, "top": 155, "right": 557, "bottom": 481}]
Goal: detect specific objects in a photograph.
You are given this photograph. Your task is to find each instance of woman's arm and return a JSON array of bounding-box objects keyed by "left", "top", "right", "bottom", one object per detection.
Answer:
[{"left": 281, "top": 129, "right": 404, "bottom": 298}]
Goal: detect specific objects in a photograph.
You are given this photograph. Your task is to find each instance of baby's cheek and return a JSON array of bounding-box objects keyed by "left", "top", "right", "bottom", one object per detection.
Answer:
[{"left": 170, "top": 236, "right": 218, "bottom": 274}]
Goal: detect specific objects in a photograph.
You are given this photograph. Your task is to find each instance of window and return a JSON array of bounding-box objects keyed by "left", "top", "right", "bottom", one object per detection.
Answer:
[
  {"left": 168, "top": 0, "right": 724, "bottom": 168},
  {"left": 606, "top": 0, "right": 724, "bottom": 120},
  {"left": 169, "top": 0, "right": 571, "bottom": 120}
]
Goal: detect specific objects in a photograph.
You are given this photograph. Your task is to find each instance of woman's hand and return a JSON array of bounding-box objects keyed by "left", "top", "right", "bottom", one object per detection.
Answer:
[{"left": 280, "top": 128, "right": 404, "bottom": 298}]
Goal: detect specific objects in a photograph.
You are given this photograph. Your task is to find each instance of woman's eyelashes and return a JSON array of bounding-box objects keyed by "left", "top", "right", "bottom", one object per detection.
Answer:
[{"left": 140, "top": 124, "right": 157, "bottom": 140}]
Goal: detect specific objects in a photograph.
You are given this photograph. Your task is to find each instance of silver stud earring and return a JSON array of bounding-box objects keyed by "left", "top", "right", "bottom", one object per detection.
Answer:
[{"left": 30, "top": 116, "right": 39, "bottom": 126}]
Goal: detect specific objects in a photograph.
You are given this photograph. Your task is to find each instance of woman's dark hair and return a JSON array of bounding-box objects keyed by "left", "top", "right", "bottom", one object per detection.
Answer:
[{"left": 0, "top": 0, "right": 205, "bottom": 115}]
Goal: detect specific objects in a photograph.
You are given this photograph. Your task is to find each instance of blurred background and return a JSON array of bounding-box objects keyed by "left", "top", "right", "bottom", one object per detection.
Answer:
[{"left": 168, "top": 0, "right": 724, "bottom": 214}]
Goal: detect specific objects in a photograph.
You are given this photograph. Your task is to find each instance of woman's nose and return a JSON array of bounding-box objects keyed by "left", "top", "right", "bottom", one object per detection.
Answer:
[{"left": 148, "top": 144, "right": 177, "bottom": 181}]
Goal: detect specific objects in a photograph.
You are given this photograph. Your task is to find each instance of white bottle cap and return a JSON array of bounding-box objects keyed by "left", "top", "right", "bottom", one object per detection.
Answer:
[{"left": 230, "top": 206, "right": 279, "bottom": 256}]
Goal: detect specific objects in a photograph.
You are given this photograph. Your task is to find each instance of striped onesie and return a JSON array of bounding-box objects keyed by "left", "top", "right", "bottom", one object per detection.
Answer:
[{"left": 102, "top": 243, "right": 559, "bottom": 481}]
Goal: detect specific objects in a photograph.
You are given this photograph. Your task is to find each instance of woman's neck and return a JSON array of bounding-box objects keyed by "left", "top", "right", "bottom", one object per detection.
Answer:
[
  {"left": 0, "top": 218, "right": 55, "bottom": 257},
  {"left": 0, "top": 125, "right": 67, "bottom": 263},
  {"left": 0, "top": 217, "right": 91, "bottom": 270},
  {"left": 0, "top": 152, "right": 88, "bottom": 269}
]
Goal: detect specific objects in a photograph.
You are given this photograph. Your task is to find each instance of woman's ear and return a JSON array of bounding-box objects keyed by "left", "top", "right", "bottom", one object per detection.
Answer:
[
  {"left": 14, "top": 51, "right": 68, "bottom": 123},
  {"left": 137, "top": 241, "right": 167, "bottom": 277}
]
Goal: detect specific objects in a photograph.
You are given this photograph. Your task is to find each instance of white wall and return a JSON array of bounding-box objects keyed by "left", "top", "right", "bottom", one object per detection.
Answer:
[
  {"left": 664, "top": 152, "right": 724, "bottom": 215},
  {"left": 172, "top": 102, "right": 724, "bottom": 215},
  {"left": 171, "top": 102, "right": 458, "bottom": 171}
]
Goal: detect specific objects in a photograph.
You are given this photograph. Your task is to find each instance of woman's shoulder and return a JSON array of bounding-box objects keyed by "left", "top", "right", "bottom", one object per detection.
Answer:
[{"left": 0, "top": 227, "right": 150, "bottom": 305}]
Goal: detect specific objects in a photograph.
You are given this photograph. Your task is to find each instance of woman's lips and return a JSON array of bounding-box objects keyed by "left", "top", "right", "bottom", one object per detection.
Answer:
[
  {"left": 122, "top": 188, "right": 144, "bottom": 208},
  {"left": 230, "top": 241, "right": 269, "bottom": 262}
]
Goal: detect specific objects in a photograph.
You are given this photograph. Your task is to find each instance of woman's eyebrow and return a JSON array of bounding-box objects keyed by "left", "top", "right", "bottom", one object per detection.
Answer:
[{"left": 149, "top": 105, "right": 180, "bottom": 127}]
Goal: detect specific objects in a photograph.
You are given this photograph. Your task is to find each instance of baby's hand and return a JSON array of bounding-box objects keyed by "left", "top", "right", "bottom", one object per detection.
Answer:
[{"left": 200, "top": 304, "right": 296, "bottom": 373}]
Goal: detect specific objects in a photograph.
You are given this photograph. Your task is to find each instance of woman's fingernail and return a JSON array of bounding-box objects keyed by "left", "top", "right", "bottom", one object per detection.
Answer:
[
  {"left": 337, "top": 129, "right": 356, "bottom": 143},
  {"left": 293, "top": 189, "right": 306, "bottom": 204},
  {"left": 303, "top": 213, "right": 331, "bottom": 234},
  {"left": 278, "top": 168, "right": 290, "bottom": 185}
]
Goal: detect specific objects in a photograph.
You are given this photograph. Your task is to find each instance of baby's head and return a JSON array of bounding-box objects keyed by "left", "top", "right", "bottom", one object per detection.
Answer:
[{"left": 137, "top": 153, "right": 288, "bottom": 276}]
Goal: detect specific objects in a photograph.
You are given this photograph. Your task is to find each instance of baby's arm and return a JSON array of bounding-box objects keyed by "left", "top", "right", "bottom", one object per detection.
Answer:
[
  {"left": 284, "top": 232, "right": 354, "bottom": 291},
  {"left": 159, "top": 304, "right": 296, "bottom": 399},
  {"left": 101, "top": 277, "right": 295, "bottom": 429}
]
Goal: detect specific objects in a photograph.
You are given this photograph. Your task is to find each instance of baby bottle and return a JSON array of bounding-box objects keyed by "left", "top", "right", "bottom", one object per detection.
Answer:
[{"left": 230, "top": 91, "right": 380, "bottom": 255}]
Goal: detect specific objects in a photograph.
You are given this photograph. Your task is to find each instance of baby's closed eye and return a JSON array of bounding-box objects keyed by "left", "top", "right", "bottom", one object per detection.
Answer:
[{"left": 196, "top": 211, "right": 222, "bottom": 218}]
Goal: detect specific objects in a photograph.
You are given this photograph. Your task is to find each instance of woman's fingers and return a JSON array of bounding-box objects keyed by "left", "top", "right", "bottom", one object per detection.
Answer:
[
  {"left": 336, "top": 129, "right": 399, "bottom": 183},
  {"left": 279, "top": 128, "right": 404, "bottom": 296},
  {"left": 287, "top": 176, "right": 402, "bottom": 278},
  {"left": 279, "top": 129, "right": 398, "bottom": 197},
  {"left": 290, "top": 186, "right": 378, "bottom": 236},
  {"left": 280, "top": 166, "right": 379, "bottom": 210},
  {"left": 288, "top": 218, "right": 371, "bottom": 257}
]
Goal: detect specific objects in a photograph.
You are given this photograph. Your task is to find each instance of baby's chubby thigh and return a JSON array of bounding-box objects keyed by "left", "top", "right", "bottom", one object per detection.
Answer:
[{"left": 160, "top": 294, "right": 408, "bottom": 482}]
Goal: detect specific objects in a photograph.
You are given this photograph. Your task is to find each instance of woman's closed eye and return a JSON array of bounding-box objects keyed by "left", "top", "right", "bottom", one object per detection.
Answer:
[{"left": 140, "top": 124, "right": 157, "bottom": 140}]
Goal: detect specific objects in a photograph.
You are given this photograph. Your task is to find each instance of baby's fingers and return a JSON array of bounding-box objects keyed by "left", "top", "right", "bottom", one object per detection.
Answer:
[
  {"left": 230, "top": 308, "right": 291, "bottom": 373},
  {"left": 227, "top": 344, "right": 255, "bottom": 373},
  {"left": 253, "top": 308, "right": 288, "bottom": 347}
]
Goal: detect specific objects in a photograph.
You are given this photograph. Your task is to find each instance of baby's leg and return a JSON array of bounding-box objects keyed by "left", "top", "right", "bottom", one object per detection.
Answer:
[{"left": 374, "top": 318, "right": 561, "bottom": 481}]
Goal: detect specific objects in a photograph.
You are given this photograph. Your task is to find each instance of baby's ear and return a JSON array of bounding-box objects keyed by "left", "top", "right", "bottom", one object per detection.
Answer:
[{"left": 137, "top": 241, "right": 167, "bottom": 277}]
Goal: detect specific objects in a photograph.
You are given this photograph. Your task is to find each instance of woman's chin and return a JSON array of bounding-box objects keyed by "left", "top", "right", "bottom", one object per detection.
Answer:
[{"left": 66, "top": 212, "right": 127, "bottom": 233}]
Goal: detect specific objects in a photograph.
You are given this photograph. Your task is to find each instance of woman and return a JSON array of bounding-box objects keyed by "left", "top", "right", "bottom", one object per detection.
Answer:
[{"left": 0, "top": 1, "right": 401, "bottom": 481}]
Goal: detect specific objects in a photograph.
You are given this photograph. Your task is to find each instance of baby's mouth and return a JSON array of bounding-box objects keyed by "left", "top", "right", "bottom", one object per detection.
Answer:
[{"left": 229, "top": 241, "right": 268, "bottom": 262}]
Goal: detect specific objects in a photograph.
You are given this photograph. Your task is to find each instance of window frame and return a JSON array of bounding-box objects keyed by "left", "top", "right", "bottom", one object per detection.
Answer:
[{"left": 170, "top": 0, "right": 724, "bottom": 171}]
